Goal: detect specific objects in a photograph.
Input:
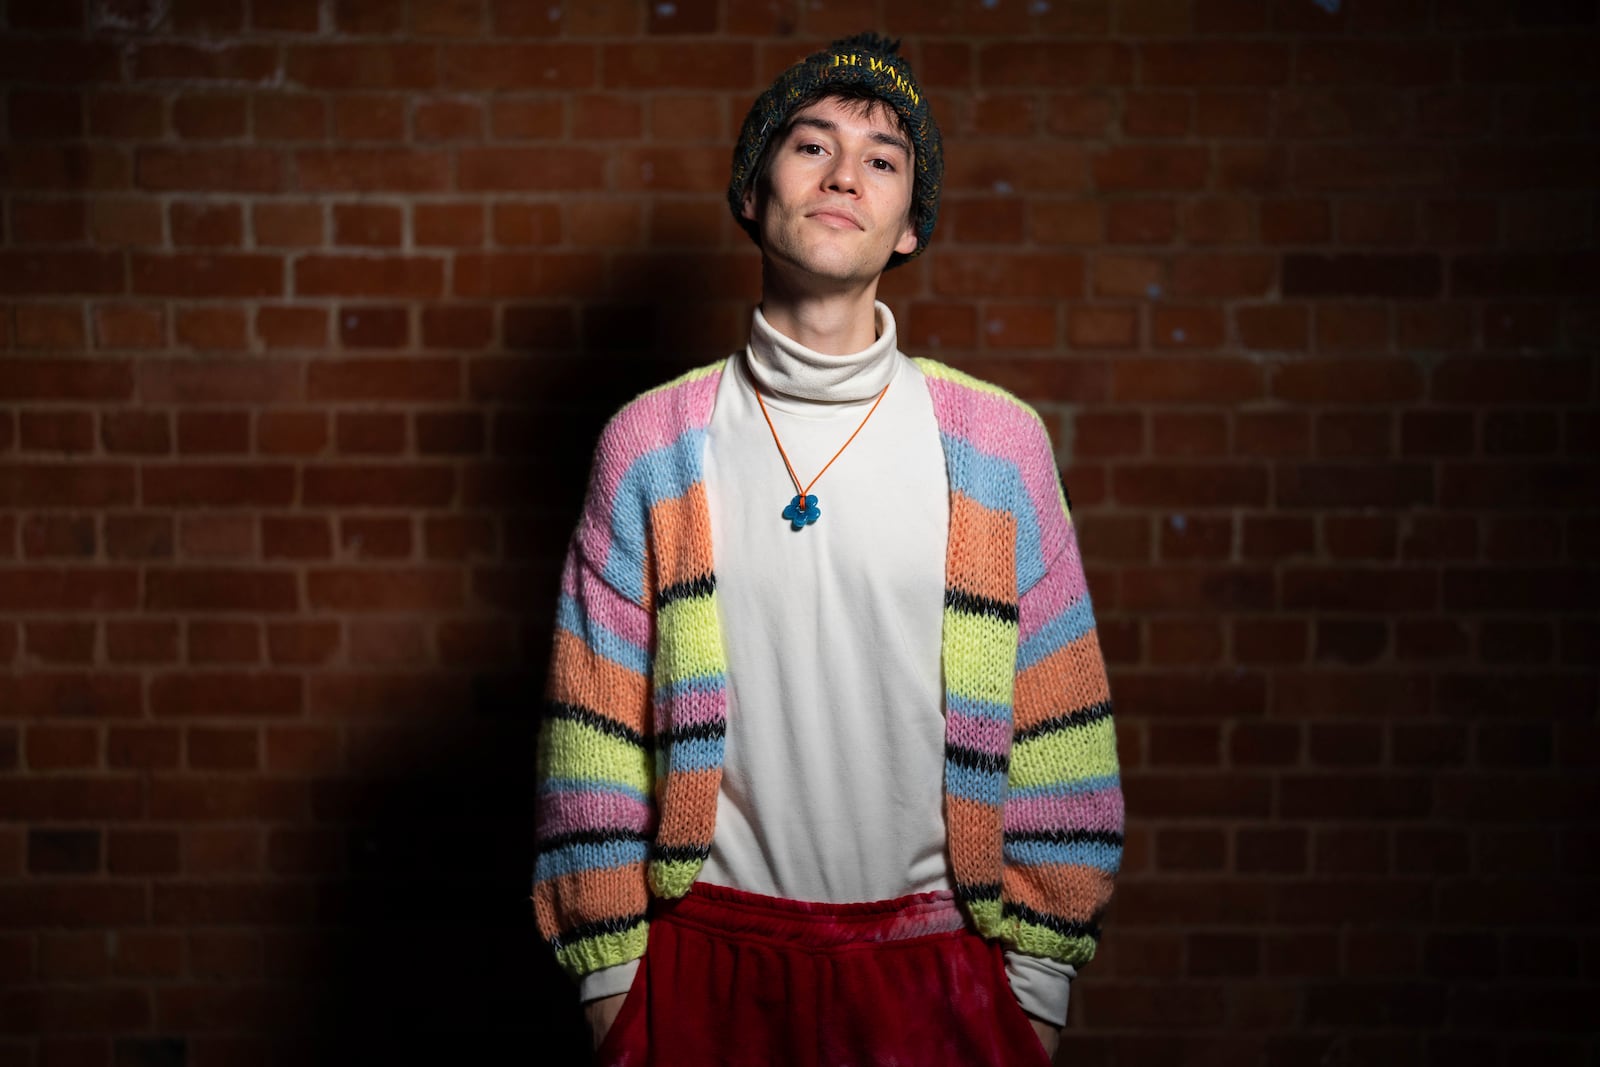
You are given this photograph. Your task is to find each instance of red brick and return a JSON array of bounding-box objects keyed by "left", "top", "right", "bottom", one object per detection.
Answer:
[
  {"left": 253, "top": 202, "right": 323, "bottom": 247},
  {"left": 13, "top": 305, "right": 86, "bottom": 351},
  {"left": 107, "top": 830, "right": 180, "bottom": 876},
  {"left": 333, "top": 95, "right": 406, "bottom": 140},
  {"left": 414, "top": 203, "right": 485, "bottom": 247},
  {"left": 94, "top": 304, "right": 166, "bottom": 350},
  {"left": 20, "top": 514, "right": 97, "bottom": 558},
  {"left": 137, "top": 148, "right": 283, "bottom": 193},
  {"left": 142, "top": 465, "right": 295, "bottom": 507},
  {"left": 414, "top": 98, "right": 483, "bottom": 141},
  {"left": 106, "top": 621, "right": 180, "bottom": 665},
  {"left": 285, "top": 44, "right": 437, "bottom": 89},
  {"left": 294, "top": 255, "right": 445, "bottom": 298},
  {"left": 603, "top": 43, "right": 752, "bottom": 89},
  {"left": 440, "top": 43, "right": 595, "bottom": 89},
  {"left": 458, "top": 147, "right": 605, "bottom": 190},
  {"left": 294, "top": 149, "right": 451, "bottom": 192},
  {"left": 305, "top": 569, "right": 463, "bottom": 611},
  {"left": 187, "top": 727, "right": 260, "bottom": 770},
  {"left": 108, "top": 726, "right": 180, "bottom": 769},
  {"left": 332, "top": 203, "right": 403, "bottom": 247}
]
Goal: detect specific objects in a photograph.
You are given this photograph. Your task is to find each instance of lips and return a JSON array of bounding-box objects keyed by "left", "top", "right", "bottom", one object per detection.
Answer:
[{"left": 807, "top": 207, "right": 862, "bottom": 229}]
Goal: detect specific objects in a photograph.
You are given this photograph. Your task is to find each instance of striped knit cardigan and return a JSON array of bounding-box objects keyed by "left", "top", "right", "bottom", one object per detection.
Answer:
[{"left": 532, "top": 356, "right": 1123, "bottom": 985}]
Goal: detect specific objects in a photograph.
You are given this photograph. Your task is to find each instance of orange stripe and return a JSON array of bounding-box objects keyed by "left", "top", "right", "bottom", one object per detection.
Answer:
[
  {"left": 648, "top": 481, "right": 715, "bottom": 592},
  {"left": 531, "top": 867, "right": 650, "bottom": 941},
  {"left": 655, "top": 766, "right": 719, "bottom": 847},
  {"left": 946, "top": 492, "right": 1017, "bottom": 605},
  {"left": 1001, "top": 864, "right": 1115, "bottom": 922},
  {"left": 548, "top": 629, "right": 651, "bottom": 735},
  {"left": 945, "top": 794, "right": 1004, "bottom": 886},
  {"left": 1014, "top": 633, "right": 1110, "bottom": 732}
]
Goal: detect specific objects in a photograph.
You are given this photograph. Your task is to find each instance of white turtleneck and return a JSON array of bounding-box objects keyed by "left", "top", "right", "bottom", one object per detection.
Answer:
[{"left": 577, "top": 302, "right": 1076, "bottom": 1028}]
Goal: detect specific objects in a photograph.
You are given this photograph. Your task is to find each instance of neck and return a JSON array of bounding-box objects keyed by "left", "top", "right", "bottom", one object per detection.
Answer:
[{"left": 756, "top": 264, "right": 884, "bottom": 356}]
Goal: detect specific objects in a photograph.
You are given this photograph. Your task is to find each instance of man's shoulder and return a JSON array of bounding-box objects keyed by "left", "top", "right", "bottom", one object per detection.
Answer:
[
  {"left": 595, "top": 358, "right": 727, "bottom": 453},
  {"left": 909, "top": 356, "right": 1049, "bottom": 436}
]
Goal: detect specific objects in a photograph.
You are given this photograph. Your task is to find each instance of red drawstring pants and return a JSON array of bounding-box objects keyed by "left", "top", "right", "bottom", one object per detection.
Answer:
[{"left": 593, "top": 879, "right": 1053, "bottom": 1067}]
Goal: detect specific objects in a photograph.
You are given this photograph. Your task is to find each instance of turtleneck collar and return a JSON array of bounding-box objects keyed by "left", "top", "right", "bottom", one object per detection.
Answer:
[{"left": 743, "top": 301, "right": 900, "bottom": 404}]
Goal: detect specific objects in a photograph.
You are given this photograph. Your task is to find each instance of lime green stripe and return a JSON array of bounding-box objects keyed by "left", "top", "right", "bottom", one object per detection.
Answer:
[
  {"left": 655, "top": 593, "right": 726, "bottom": 686},
  {"left": 1008, "top": 716, "right": 1119, "bottom": 789},
  {"left": 541, "top": 717, "right": 651, "bottom": 794},
  {"left": 555, "top": 922, "right": 648, "bottom": 978},
  {"left": 1009, "top": 920, "right": 1098, "bottom": 964},
  {"left": 942, "top": 607, "right": 1019, "bottom": 706},
  {"left": 648, "top": 857, "right": 702, "bottom": 898},
  {"left": 965, "top": 897, "right": 1004, "bottom": 939},
  {"left": 636, "top": 359, "right": 722, "bottom": 401}
]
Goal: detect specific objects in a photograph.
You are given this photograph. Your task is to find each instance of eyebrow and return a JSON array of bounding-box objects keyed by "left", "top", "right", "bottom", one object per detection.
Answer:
[{"left": 788, "top": 116, "right": 912, "bottom": 160}]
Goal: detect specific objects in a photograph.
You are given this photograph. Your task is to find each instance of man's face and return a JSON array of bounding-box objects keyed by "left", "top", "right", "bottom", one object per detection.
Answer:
[{"left": 741, "top": 96, "right": 920, "bottom": 286}]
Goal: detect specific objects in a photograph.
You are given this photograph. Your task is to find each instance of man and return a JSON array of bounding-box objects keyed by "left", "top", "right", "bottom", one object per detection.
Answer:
[{"left": 533, "top": 32, "right": 1123, "bottom": 1066}]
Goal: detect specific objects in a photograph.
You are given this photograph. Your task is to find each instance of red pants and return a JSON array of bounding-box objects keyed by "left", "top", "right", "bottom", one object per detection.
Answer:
[{"left": 593, "top": 880, "right": 1053, "bottom": 1067}]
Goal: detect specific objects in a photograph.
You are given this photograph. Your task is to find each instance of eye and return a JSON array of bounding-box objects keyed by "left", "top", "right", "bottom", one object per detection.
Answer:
[
  {"left": 798, "top": 143, "right": 825, "bottom": 156},
  {"left": 869, "top": 158, "right": 895, "bottom": 172}
]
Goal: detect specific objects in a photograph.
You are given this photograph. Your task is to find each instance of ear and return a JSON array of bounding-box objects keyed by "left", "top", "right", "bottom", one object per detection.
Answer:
[
  {"left": 740, "top": 184, "right": 759, "bottom": 223},
  {"left": 893, "top": 219, "right": 919, "bottom": 257}
]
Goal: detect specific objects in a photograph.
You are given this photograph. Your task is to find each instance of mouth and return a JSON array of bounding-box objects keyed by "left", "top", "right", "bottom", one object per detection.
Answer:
[{"left": 807, "top": 209, "right": 862, "bottom": 230}]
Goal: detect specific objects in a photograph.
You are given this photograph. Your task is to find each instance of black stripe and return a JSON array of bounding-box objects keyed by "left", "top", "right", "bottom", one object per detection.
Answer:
[
  {"left": 1014, "top": 699, "right": 1114, "bottom": 744},
  {"left": 954, "top": 881, "right": 1002, "bottom": 906},
  {"left": 1002, "top": 900, "right": 1102, "bottom": 943},
  {"left": 659, "top": 572, "right": 716, "bottom": 607},
  {"left": 944, "top": 743, "right": 1009, "bottom": 775},
  {"left": 1003, "top": 828, "right": 1124, "bottom": 849},
  {"left": 658, "top": 720, "right": 725, "bottom": 747},
  {"left": 945, "top": 587, "right": 1019, "bottom": 624},
  {"left": 650, "top": 842, "right": 712, "bottom": 865},
  {"left": 546, "top": 700, "right": 649, "bottom": 750},
  {"left": 550, "top": 910, "right": 648, "bottom": 953},
  {"left": 537, "top": 828, "right": 651, "bottom": 853}
]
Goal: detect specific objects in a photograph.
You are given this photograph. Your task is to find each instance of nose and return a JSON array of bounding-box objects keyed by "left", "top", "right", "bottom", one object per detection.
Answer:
[{"left": 822, "top": 155, "right": 858, "bottom": 196}]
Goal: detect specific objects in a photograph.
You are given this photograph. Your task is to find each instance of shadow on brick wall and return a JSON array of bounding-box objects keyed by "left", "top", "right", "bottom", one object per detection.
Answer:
[{"left": 300, "top": 254, "right": 750, "bottom": 1066}]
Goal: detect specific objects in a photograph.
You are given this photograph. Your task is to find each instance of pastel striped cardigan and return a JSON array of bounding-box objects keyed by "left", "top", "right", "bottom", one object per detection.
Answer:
[{"left": 532, "top": 357, "right": 1123, "bottom": 983}]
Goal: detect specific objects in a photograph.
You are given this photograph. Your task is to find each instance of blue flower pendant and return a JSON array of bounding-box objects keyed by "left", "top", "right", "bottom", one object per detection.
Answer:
[{"left": 782, "top": 493, "right": 820, "bottom": 530}]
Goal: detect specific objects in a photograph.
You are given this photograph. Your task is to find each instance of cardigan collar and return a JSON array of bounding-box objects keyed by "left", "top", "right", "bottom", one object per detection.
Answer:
[{"left": 743, "top": 301, "right": 899, "bottom": 404}]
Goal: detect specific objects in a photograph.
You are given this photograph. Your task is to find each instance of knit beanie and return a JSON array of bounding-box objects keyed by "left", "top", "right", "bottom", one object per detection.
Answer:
[{"left": 728, "top": 32, "right": 943, "bottom": 270}]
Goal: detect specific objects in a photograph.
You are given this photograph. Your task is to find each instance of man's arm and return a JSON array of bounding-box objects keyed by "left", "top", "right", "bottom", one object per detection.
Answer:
[
  {"left": 1003, "top": 438, "right": 1124, "bottom": 982},
  {"left": 531, "top": 515, "right": 657, "bottom": 985}
]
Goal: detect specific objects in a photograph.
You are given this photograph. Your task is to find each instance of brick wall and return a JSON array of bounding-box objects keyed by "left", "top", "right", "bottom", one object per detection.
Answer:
[{"left": 2, "top": 1, "right": 1597, "bottom": 1064}]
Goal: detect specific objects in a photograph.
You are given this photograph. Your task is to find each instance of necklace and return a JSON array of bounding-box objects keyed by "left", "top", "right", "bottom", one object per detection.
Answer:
[{"left": 754, "top": 380, "right": 891, "bottom": 530}]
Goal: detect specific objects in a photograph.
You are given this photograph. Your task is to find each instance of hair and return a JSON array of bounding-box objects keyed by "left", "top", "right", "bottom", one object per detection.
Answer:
[{"left": 746, "top": 84, "right": 919, "bottom": 229}]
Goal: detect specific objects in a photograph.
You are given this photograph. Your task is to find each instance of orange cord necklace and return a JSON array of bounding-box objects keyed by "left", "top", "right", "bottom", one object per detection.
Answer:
[{"left": 754, "top": 380, "right": 891, "bottom": 530}]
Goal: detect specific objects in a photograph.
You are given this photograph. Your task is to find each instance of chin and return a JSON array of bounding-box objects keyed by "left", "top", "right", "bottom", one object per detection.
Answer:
[{"left": 772, "top": 238, "right": 884, "bottom": 285}]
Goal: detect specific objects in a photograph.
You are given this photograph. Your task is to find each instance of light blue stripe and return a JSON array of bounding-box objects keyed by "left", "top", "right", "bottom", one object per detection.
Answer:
[
  {"left": 667, "top": 735, "right": 725, "bottom": 773},
  {"left": 540, "top": 778, "right": 649, "bottom": 804},
  {"left": 1017, "top": 594, "right": 1097, "bottom": 670},
  {"left": 939, "top": 433, "right": 1046, "bottom": 590},
  {"left": 602, "top": 429, "right": 707, "bottom": 602},
  {"left": 947, "top": 692, "right": 1012, "bottom": 723},
  {"left": 653, "top": 674, "right": 727, "bottom": 703},
  {"left": 946, "top": 761, "right": 1007, "bottom": 805},
  {"left": 557, "top": 594, "right": 650, "bottom": 675},
  {"left": 1003, "top": 838, "right": 1122, "bottom": 872},
  {"left": 534, "top": 838, "right": 649, "bottom": 882},
  {"left": 1008, "top": 773, "right": 1120, "bottom": 800}
]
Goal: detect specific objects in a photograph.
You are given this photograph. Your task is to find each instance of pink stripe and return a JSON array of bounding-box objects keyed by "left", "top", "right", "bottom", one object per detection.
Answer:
[
  {"left": 657, "top": 685, "right": 728, "bottom": 730},
  {"left": 537, "top": 788, "right": 652, "bottom": 838},
  {"left": 947, "top": 711, "right": 1010, "bottom": 756},
  {"left": 926, "top": 378, "right": 1068, "bottom": 566},
  {"left": 562, "top": 551, "right": 652, "bottom": 648},
  {"left": 576, "top": 370, "right": 719, "bottom": 582},
  {"left": 1003, "top": 787, "right": 1123, "bottom": 834},
  {"left": 589, "top": 373, "right": 720, "bottom": 516},
  {"left": 1017, "top": 533, "right": 1088, "bottom": 642}
]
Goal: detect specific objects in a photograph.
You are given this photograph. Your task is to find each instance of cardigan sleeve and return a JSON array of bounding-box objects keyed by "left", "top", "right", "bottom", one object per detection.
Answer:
[
  {"left": 1002, "top": 424, "right": 1124, "bottom": 974},
  {"left": 530, "top": 423, "right": 658, "bottom": 986}
]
